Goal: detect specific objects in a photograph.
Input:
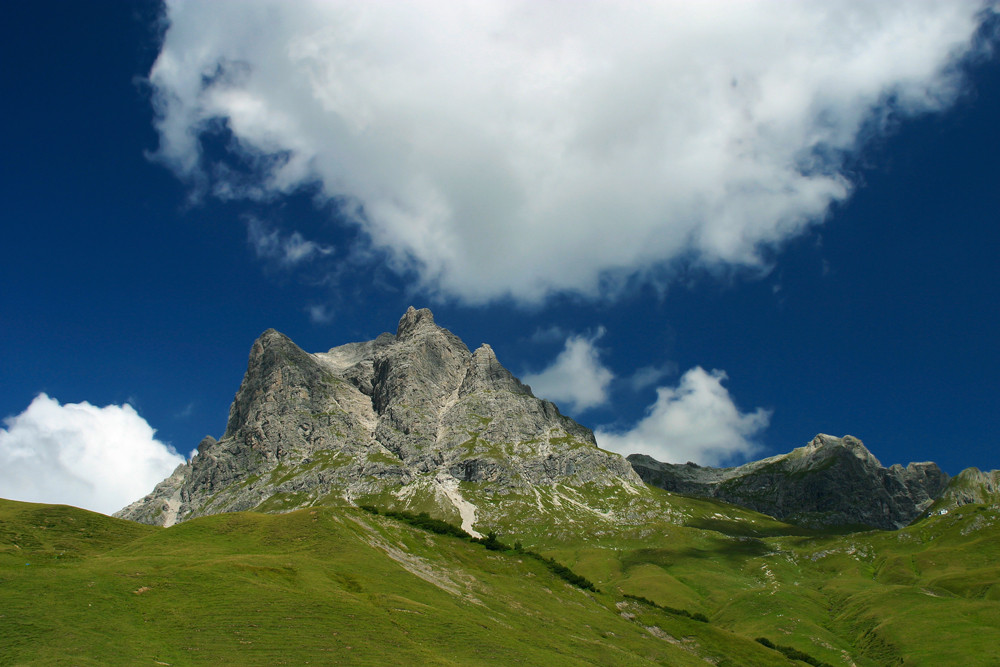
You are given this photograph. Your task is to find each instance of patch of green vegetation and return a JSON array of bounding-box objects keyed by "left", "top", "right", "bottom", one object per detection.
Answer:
[
  {"left": 267, "top": 463, "right": 297, "bottom": 486},
  {"left": 459, "top": 433, "right": 509, "bottom": 460},
  {"left": 237, "top": 473, "right": 262, "bottom": 489},
  {"left": 459, "top": 434, "right": 479, "bottom": 454},
  {"left": 254, "top": 492, "right": 309, "bottom": 513},
  {"left": 309, "top": 448, "right": 348, "bottom": 469},
  {"left": 548, "top": 434, "right": 588, "bottom": 449},
  {"left": 366, "top": 447, "right": 402, "bottom": 465}
]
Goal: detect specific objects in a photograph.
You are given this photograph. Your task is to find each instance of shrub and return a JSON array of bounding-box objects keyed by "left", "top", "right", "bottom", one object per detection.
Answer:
[
  {"left": 357, "top": 506, "right": 596, "bottom": 592},
  {"left": 623, "top": 593, "right": 709, "bottom": 623},
  {"left": 755, "top": 637, "right": 833, "bottom": 667}
]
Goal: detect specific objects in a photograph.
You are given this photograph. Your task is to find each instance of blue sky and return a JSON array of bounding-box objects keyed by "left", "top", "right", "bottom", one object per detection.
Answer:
[{"left": 2, "top": 1, "right": 999, "bottom": 513}]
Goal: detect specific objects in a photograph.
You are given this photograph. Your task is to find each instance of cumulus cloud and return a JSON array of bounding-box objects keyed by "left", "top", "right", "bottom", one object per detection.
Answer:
[
  {"left": 246, "top": 216, "right": 333, "bottom": 267},
  {"left": 596, "top": 367, "right": 771, "bottom": 466},
  {"left": 147, "top": 1, "right": 991, "bottom": 302},
  {"left": 0, "top": 394, "right": 186, "bottom": 515},
  {"left": 523, "top": 329, "right": 613, "bottom": 413}
]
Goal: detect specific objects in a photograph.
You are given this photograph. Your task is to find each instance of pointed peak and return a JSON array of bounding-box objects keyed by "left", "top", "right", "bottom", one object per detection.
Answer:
[
  {"left": 805, "top": 434, "right": 881, "bottom": 467},
  {"left": 460, "top": 342, "right": 534, "bottom": 398},
  {"left": 255, "top": 328, "right": 293, "bottom": 347},
  {"left": 396, "top": 306, "right": 437, "bottom": 339},
  {"left": 472, "top": 343, "right": 496, "bottom": 358},
  {"left": 250, "top": 328, "right": 308, "bottom": 363},
  {"left": 246, "top": 328, "right": 315, "bottom": 372}
]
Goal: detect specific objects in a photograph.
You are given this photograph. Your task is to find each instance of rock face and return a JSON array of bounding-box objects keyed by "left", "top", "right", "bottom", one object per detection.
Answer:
[
  {"left": 117, "top": 307, "right": 642, "bottom": 531},
  {"left": 628, "top": 434, "right": 951, "bottom": 530},
  {"left": 933, "top": 468, "right": 1000, "bottom": 510}
]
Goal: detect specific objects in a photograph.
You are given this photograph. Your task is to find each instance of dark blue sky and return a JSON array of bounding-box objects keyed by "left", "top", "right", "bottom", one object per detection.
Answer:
[{"left": 2, "top": 1, "right": 998, "bottom": 487}]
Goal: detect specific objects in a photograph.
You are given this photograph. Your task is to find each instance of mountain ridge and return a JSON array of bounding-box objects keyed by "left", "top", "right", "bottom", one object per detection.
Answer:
[
  {"left": 117, "top": 307, "right": 997, "bottom": 535},
  {"left": 628, "top": 434, "right": 952, "bottom": 530},
  {"left": 117, "top": 307, "right": 642, "bottom": 533}
]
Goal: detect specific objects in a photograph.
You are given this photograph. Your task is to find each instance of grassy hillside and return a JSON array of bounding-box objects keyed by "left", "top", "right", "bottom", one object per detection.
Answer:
[
  {"left": 2, "top": 494, "right": 997, "bottom": 665},
  {"left": 541, "top": 495, "right": 1000, "bottom": 667},
  {"left": 2, "top": 498, "right": 795, "bottom": 666}
]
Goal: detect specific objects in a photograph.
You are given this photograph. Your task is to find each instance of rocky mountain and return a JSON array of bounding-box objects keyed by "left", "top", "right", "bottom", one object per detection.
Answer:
[
  {"left": 628, "top": 434, "right": 951, "bottom": 530},
  {"left": 932, "top": 467, "right": 1000, "bottom": 511},
  {"left": 117, "top": 307, "right": 644, "bottom": 533},
  {"left": 118, "top": 307, "right": 994, "bottom": 537}
]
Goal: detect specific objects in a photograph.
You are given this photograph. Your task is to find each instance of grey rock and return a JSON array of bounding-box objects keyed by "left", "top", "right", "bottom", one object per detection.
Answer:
[
  {"left": 116, "top": 307, "right": 641, "bottom": 530},
  {"left": 628, "top": 434, "right": 951, "bottom": 530},
  {"left": 933, "top": 467, "right": 1000, "bottom": 510}
]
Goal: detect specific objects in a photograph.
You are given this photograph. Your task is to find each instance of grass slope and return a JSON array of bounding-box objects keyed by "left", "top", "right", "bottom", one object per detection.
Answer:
[
  {"left": 2, "top": 493, "right": 997, "bottom": 666},
  {"left": 1, "top": 499, "right": 791, "bottom": 666},
  {"left": 538, "top": 495, "right": 1000, "bottom": 667}
]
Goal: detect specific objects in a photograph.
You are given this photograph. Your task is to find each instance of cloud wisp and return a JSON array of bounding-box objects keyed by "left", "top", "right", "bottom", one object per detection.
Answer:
[
  {"left": 522, "top": 329, "right": 613, "bottom": 414},
  {"left": 0, "top": 394, "right": 186, "bottom": 515},
  {"left": 246, "top": 216, "right": 333, "bottom": 268},
  {"left": 596, "top": 367, "right": 771, "bottom": 466},
  {"left": 628, "top": 363, "right": 679, "bottom": 393},
  {"left": 149, "top": 0, "right": 991, "bottom": 303}
]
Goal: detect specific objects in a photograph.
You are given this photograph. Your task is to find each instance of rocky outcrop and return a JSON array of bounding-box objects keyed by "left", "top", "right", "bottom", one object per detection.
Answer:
[
  {"left": 117, "top": 307, "right": 642, "bottom": 530},
  {"left": 628, "top": 434, "right": 951, "bottom": 530},
  {"left": 932, "top": 468, "right": 1000, "bottom": 511}
]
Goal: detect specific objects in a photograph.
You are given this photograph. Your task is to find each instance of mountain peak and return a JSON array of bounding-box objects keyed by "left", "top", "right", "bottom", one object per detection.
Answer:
[
  {"left": 396, "top": 306, "right": 436, "bottom": 339},
  {"left": 117, "top": 309, "right": 641, "bottom": 529},
  {"left": 797, "top": 433, "right": 883, "bottom": 468}
]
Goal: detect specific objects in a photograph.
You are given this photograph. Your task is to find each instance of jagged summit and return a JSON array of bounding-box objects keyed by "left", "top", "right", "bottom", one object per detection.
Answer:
[
  {"left": 117, "top": 308, "right": 642, "bottom": 531},
  {"left": 628, "top": 434, "right": 950, "bottom": 529},
  {"left": 395, "top": 305, "right": 437, "bottom": 339}
]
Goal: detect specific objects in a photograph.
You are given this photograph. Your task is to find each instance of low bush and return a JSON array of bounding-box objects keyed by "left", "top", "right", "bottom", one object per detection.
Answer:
[
  {"left": 359, "top": 506, "right": 597, "bottom": 591},
  {"left": 755, "top": 637, "right": 833, "bottom": 667},
  {"left": 623, "top": 593, "right": 709, "bottom": 623}
]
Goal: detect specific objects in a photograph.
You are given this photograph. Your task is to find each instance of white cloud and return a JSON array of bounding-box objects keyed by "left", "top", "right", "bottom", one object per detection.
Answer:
[
  {"left": 148, "top": 1, "right": 990, "bottom": 303},
  {"left": 523, "top": 329, "right": 613, "bottom": 413},
  {"left": 596, "top": 367, "right": 770, "bottom": 466},
  {"left": 246, "top": 216, "right": 333, "bottom": 267},
  {"left": 0, "top": 394, "right": 185, "bottom": 515}
]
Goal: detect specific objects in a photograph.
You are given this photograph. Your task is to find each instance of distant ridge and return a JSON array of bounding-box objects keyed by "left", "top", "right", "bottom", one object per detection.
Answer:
[
  {"left": 628, "top": 434, "right": 951, "bottom": 529},
  {"left": 931, "top": 467, "right": 1000, "bottom": 512}
]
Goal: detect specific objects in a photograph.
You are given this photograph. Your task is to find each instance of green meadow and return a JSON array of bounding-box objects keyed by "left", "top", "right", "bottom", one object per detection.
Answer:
[{"left": 1, "top": 495, "right": 997, "bottom": 666}]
